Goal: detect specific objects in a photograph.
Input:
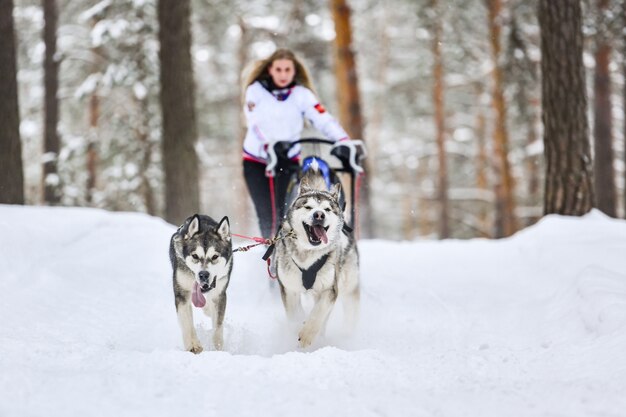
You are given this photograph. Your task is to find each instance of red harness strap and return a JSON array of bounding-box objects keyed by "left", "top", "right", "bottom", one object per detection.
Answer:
[
  {"left": 231, "top": 232, "right": 278, "bottom": 280},
  {"left": 231, "top": 233, "right": 269, "bottom": 244},
  {"left": 231, "top": 233, "right": 270, "bottom": 253},
  {"left": 266, "top": 258, "right": 277, "bottom": 280}
]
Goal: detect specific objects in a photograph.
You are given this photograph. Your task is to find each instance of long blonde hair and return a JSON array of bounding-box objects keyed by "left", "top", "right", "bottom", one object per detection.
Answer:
[{"left": 243, "top": 49, "right": 317, "bottom": 95}]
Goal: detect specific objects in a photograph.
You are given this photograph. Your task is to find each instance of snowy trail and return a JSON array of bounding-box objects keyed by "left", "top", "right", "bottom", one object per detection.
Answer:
[{"left": 1, "top": 205, "right": 626, "bottom": 416}]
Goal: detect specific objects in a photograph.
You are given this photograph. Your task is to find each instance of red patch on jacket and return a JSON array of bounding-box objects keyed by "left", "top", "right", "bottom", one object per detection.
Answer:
[{"left": 314, "top": 103, "right": 326, "bottom": 114}]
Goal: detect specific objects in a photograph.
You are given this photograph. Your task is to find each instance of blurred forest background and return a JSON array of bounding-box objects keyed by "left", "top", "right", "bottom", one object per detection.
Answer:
[{"left": 1, "top": 0, "right": 624, "bottom": 240}]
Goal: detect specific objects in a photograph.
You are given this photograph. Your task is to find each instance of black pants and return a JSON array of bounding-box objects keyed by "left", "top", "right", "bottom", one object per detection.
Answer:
[{"left": 243, "top": 159, "right": 298, "bottom": 238}]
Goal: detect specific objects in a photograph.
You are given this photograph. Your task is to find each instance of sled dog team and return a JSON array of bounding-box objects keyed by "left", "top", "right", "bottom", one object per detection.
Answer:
[{"left": 169, "top": 165, "right": 360, "bottom": 353}]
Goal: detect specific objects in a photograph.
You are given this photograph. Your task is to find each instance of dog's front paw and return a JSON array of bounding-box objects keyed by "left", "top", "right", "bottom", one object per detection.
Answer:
[
  {"left": 298, "top": 327, "right": 315, "bottom": 348},
  {"left": 213, "top": 335, "right": 223, "bottom": 351},
  {"left": 187, "top": 340, "right": 203, "bottom": 354}
]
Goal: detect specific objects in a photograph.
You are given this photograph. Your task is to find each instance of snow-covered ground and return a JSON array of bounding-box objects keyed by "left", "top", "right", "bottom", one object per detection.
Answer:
[{"left": 1, "top": 204, "right": 625, "bottom": 417}]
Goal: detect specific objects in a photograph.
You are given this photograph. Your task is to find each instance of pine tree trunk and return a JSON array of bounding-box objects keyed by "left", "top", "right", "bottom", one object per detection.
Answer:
[
  {"left": 0, "top": 0, "right": 24, "bottom": 204},
  {"left": 135, "top": 52, "right": 156, "bottom": 215},
  {"left": 509, "top": 15, "right": 541, "bottom": 223},
  {"left": 237, "top": 17, "right": 249, "bottom": 144},
  {"left": 592, "top": 0, "right": 617, "bottom": 217},
  {"left": 474, "top": 83, "right": 490, "bottom": 237},
  {"left": 487, "top": 0, "right": 517, "bottom": 237},
  {"left": 539, "top": 0, "right": 594, "bottom": 215},
  {"left": 431, "top": 0, "right": 450, "bottom": 239},
  {"left": 526, "top": 105, "right": 540, "bottom": 210},
  {"left": 363, "top": 4, "right": 388, "bottom": 237},
  {"left": 86, "top": 18, "right": 100, "bottom": 205},
  {"left": 331, "top": 0, "right": 372, "bottom": 237},
  {"left": 43, "top": 0, "right": 61, "bottom": 205},
  {"left": 158, "top": 0, "right": 200, "bottom": 225},
  {"left": 418, "top": 157, "right": 434, "bottom": 237},
  {"left": 137, "top": 111, "right": 156, "bottom": 216},
  {"left": 131, "top": 5, "right": 157, "bottom": 216},
  {"left": 331, "top": 0, "right": 363, "bottom": 140},
  {"left": 86, "top": 91, "right": 98, "bottom": 204},
  {"left": 237, "top": 17, "right": 252, "bottom": 232},
  {"left": 401, "top": 161, "right": 412, "bottom": 240},
  {"left": 367, "top": 4, "right": 388, "bottom": 180},
  {"left": 623, "top": 0, "right": 626, "bottom": 218}
]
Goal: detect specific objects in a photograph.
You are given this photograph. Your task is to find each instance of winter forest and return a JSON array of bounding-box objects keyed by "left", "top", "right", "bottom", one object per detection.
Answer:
[
  {"left": 3, "top": 1, "right": 626, "bottom": 415},
  {"left": 1, "top": 0, "right": 625, "bottom": 239}
]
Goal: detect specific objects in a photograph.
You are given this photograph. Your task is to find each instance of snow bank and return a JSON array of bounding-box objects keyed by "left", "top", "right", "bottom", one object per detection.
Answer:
[{"left": 1, "top": 205, "right": 625, "bottom": 416}]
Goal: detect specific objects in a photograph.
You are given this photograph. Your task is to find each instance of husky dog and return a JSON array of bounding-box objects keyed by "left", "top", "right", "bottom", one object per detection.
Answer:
[
  {"left": 274, "top": 163, "right": 360, "bottom": 348},
  {"left": 169, "top": 214, "right": 232, "bottom": 353}
]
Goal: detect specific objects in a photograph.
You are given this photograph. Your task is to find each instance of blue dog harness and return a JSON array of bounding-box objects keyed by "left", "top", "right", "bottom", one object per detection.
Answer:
[{"left": 302, "top": 156, "right": 332, "bottom": 190}]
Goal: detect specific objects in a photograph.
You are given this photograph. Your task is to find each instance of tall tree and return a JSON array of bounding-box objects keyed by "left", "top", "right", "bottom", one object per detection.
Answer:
[
  {"left": 330, "top": 0, "right": 371, "bottom": 236},
  {"left": 507, "top": 12, "right": 541, "bottom": 221},
  {"left": 539, "top": 0, "right": 594, "bottom": 215},
  {"left": 158, "top": 0, "right": 199, "bottom": 225},
  {"left": 135, "top": 35, "right": 156, "bottom": 216},
  {"left": 486, "top": 0, "right": 517, "bottom": 237},
  {"left": 86, "top": 16, "right": 101, "bottom": 206},
  {"left": 592, "top": 0, "right": 617, "bottom": 217},
  {"left": 474, "top": 82, "right": 490, "bottom": 237},
  {"left": 430, "top": 0, "right": 450, "bottom": 238},
  {"left": 0, "top": 0, "right": 24, "bottom": 204},
  {"left": 623, "top": 0, "right": 626, "bottom": 218},
  {"left": 367, "top": 3, "right": 388, "bottom": 171},
  {"left": 236, "top": 16, "right": 252, "bottom": 232},
  {"left": 331, "top": 0, "right": 363, "bottom": 140},
  {"left": 131, "top": 3, "right": 160, "bottom": 216},
  {"left": 43, "top": 0, "right": 61, "bottom": 205}
]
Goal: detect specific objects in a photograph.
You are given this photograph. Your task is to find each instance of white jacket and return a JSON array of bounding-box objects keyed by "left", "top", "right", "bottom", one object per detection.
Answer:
[{"left": 243, "top": 81, "right": 348, "bottom": 161}]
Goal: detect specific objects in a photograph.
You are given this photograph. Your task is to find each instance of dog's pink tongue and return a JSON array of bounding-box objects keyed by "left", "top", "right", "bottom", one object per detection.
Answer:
[
  {"left": 313, "top": 225, "right": 328, "bottom": 244},
  {"left": 192, "top": 281, "right": 206, "bottom": 308}
]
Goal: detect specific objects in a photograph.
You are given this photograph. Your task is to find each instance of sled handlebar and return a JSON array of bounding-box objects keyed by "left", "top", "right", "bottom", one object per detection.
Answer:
[{"left": 265, "top": 138, "right": 366, "bottom": 177}]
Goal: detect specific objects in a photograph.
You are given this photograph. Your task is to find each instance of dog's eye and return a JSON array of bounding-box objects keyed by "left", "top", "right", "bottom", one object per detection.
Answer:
[
  {"left": 211, "top": 254, "right": 219, "bottom": 261},
  {"left": 304, "top": 206, "right": 313, "bottom": 210},
  {"left": 191, "top": 254, "right": 200, "bottom": 261},
  {"left": 324, "top": 208, "right": 331, "bottom": 212}
]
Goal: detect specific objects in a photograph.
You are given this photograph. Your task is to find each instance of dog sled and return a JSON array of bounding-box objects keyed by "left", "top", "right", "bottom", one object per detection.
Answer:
[{"left": 265, "top": 137, "right": 367, "bottom": 234}]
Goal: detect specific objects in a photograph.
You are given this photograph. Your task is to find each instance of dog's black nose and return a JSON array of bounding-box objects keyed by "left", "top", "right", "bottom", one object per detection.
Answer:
[
  {"left": 314, "top": 211, "right": 325, "bottom": 221},
  {"left": 199, "top": 271, "right": 210, "bottom": 282}
]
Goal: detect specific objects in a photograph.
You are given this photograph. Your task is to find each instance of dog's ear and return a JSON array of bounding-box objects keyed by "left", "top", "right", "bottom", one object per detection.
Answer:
[
  {"left": 299, "top": 184, "right": 313, "bottom": 195},
  {"left": 217, "top": 216, "right": 230, "bottom": 240},
  {"left": 185, "top": 215, "right": 200, "bottom": 239},
  {"left": 298, "top": 178, "right": 314, "bottom": 195},
  {"left": 299, "top": 173, "right": 312, "bottom": 195},
  {"left": 330, "top": 182, "right": 341, "bottom": 202}
]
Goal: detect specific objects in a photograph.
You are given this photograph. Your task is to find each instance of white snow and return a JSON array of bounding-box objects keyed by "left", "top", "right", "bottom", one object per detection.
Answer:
[
  {"left": 74, "top": 73, "right": 101, "bottom": 99},
  {"left": 1, "top": 205, "right": 625, "bottom": 416},
  {"left": 78, "top": 0, "right": 112, "bottom": 24}
]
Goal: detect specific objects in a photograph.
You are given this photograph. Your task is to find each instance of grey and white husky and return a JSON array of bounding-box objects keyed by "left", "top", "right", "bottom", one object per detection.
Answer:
[
  {"left": 274, "top": 163, "right": 360, "bottom": 348},
  {"left": 169, "top": 214, "right": 232, "bottom": 353}
]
